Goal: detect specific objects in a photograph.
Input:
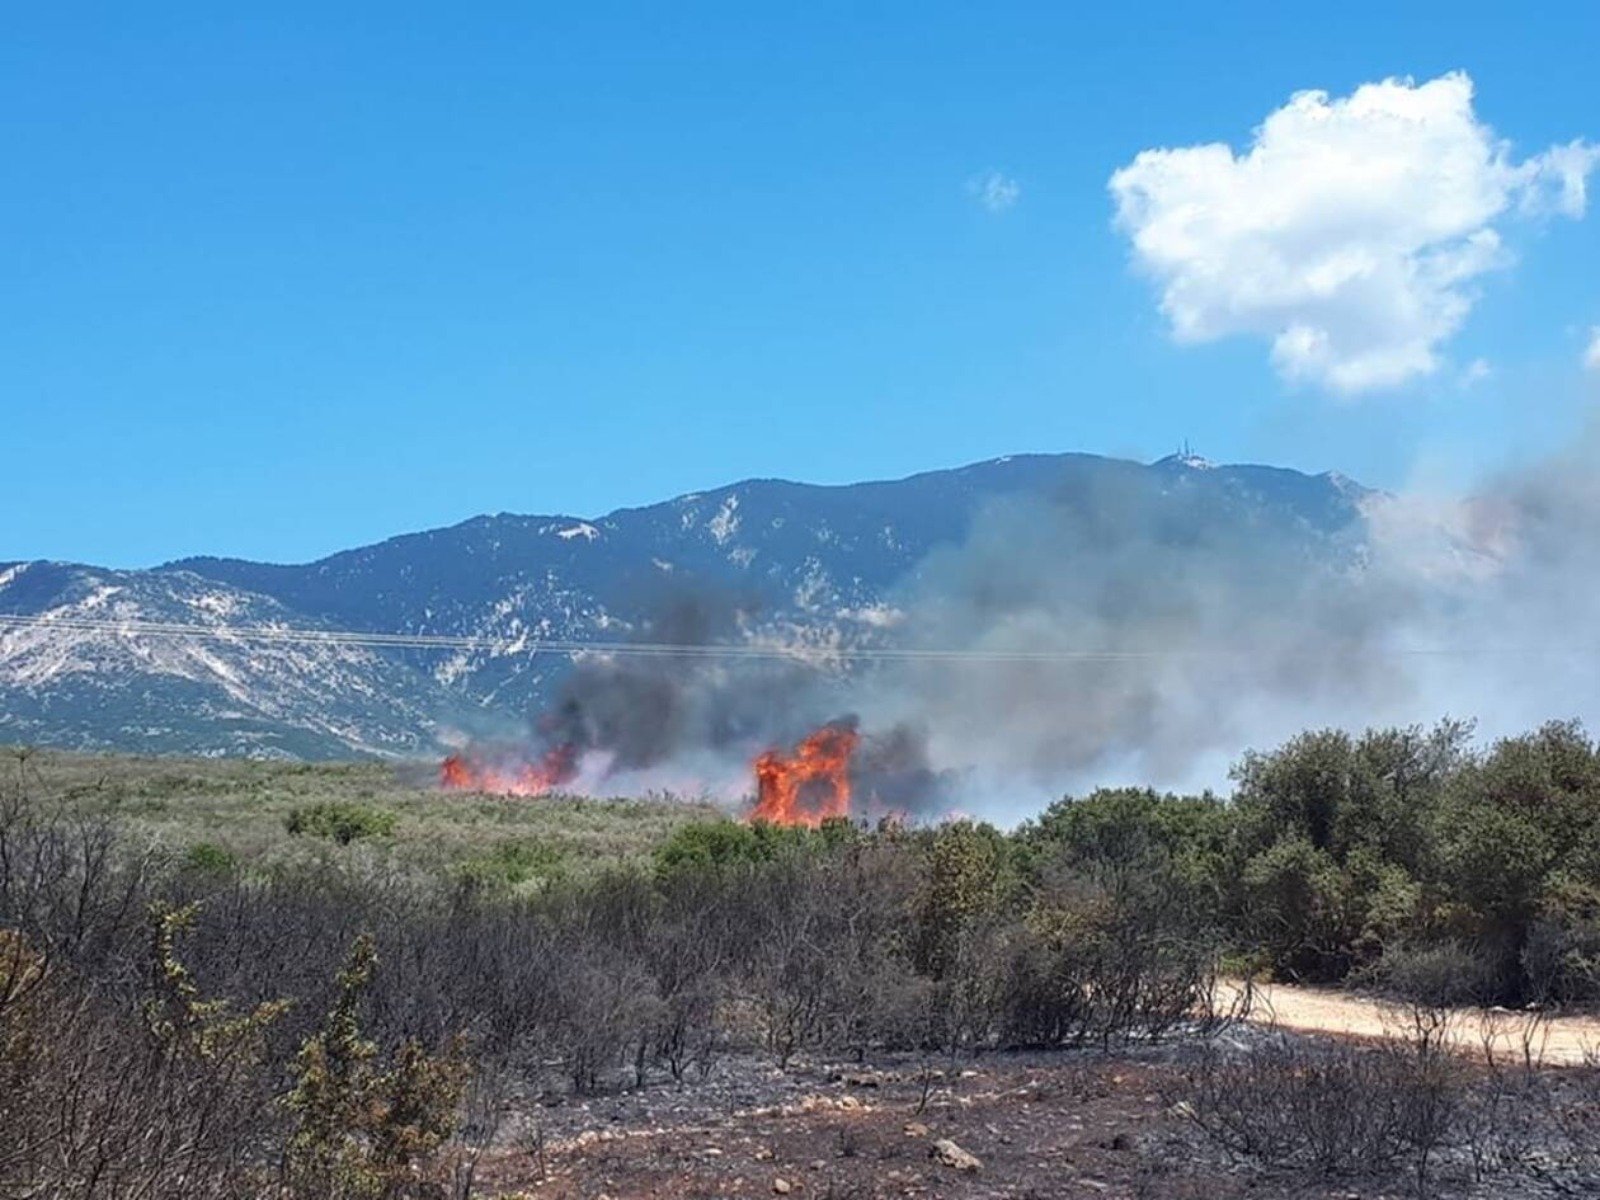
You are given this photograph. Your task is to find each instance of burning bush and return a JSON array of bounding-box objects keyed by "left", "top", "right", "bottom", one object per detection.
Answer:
[
  {"left": 439, "top": 743, "right": 579, "bottom": 796},
  {"left": 751, "top": 722, "right": 860, "bottom": 827}
]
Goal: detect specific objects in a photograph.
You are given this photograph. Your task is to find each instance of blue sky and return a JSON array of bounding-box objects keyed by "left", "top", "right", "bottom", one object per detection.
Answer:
[{"left": 4, "top": 2, "right": 1597, "bottom": 567}]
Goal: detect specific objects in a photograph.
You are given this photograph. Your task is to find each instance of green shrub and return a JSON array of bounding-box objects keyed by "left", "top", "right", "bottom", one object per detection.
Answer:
[
  {"left": 284, "top": 934, "right": 469, "bottom": 1199},
  {"left": 1237, "top": 835, "right": 1353, "bottom": 982},
  {"left": 457, "top": 839, "right": 569, "bottom": 889},
  {"left": 1023, "top": 787, "right": 1231, "bottom": 899},
  {"left": 183, "top": 841, "right": 238, "bottom": 874},
  {"left": 653, "top": 818, "right": 813, "bottom": 876},
  {"left": 912, "top": 820, "right": 1015, "bottom": 978},
  {"left": 284, "top": 802, "right": 398, "bottom": 846}
]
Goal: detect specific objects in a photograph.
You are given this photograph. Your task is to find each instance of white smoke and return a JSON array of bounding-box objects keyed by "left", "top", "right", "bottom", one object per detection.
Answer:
[{"left": 773, "top": 424, "right": 1600, "bottom": 820}]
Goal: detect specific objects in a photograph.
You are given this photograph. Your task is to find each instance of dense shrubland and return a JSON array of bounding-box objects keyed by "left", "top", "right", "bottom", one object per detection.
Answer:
[
  {"left": 1209, "top": 718, "right": 1600, "bottom": 1005},
  {"left": 4, "top": 716, "right": 1600, "bottom": 1196}
]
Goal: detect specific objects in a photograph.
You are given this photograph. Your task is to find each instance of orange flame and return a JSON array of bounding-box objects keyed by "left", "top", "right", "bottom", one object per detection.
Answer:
[
  {"left": 750, "top": 724, "right": 859, "bottom": 827},
  {"left": 439, "top": 744, "right": 579, "bottom": 797}
]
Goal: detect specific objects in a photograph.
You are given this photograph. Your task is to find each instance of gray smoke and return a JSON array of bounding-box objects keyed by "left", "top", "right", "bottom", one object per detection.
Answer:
[
  {"left": 843, "top": 431, "right": 1600, "bottom": 818},
  {"left": 850, "top": 469, "right": 1407, "bottom": 815},
  {"left": 502, "top": 590, "right": 958, "bottom": 812},
  {"left": 543, "top": 590, "right": 827, "bottom": 767},
  {"left": 1360, "top": 421, "right": 1600, "bottom": 749},
  {"left": 486, "top": 425, "right": 1600, "bottom": 820}
]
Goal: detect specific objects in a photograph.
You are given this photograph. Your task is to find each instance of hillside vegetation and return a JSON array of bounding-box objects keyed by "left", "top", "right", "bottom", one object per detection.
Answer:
[
  {"left": 5, "top": 718, "right": 1600, "bottom": 1197},
  {"left": 11, "top": 748, "right": 721, "bottom": 886}
]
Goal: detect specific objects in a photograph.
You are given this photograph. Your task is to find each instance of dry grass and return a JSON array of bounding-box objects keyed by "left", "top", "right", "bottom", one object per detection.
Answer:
[{"left": 5, "top": 746, "right": 724, "bottom": 884}]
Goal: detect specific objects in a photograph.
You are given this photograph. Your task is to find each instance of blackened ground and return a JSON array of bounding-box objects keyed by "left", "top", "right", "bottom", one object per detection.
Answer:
[{"left": 469, "top": 1036, "right": 1540, "bottom": 1200}]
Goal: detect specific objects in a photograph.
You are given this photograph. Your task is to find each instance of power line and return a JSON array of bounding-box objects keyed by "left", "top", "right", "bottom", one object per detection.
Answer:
[
  {"left": 0, "top": 610, "right": 1545, "bottom": 663},
  {"left": 0, "top": 612, "right": 1161, "bottom": 662}
]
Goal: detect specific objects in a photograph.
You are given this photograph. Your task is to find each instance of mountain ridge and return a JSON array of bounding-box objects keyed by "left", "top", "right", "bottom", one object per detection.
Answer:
[{"left": 2, "top": 451, "right": 1374, "bottom": 757}]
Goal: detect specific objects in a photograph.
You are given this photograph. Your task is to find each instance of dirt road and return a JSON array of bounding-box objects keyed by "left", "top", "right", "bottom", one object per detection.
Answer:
[{"left": 1223, "top": 978, "right": 1600, "bottom": 1066}]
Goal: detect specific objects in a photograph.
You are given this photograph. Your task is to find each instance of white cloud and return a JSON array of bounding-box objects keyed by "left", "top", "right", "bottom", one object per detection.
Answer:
[
  {"left": 1520, "top": 141, "right": 1600, "bottom": 218},
  {"left": 1110, "top": 72, "right": 1597, "bottom": 394},
  {"left": 1587, "top": 327, "right": 1600, "bottom": 372},
  {"left": 968, "top": 170, "right": 1020, "bottom": 213}
]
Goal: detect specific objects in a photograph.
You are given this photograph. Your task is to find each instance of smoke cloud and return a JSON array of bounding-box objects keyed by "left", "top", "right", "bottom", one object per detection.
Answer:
[
  {"left": 453, "top": 428, "right": 1600, "bottom": 823},
  {"left": 852, "top": 467, "right": 1404, "bottom": 818},
  {"left": 853, "top": 431, "right": 1600, "bottom": 818}
]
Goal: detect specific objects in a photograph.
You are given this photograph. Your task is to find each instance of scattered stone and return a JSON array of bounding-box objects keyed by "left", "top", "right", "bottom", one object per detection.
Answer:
[
  {"left": 903, "top": 1121, "right": 930, "bottom": 1138},
  {"left": 834, "top": 1069, "right": 887, "bottom": 1088},
  {"left": 772, "top": 1178, "right": 793, "bottom": 1195},
  {"left": 930, "top": 1138, "right": 982, "bottom": 1173},
  {"left": 837, "top": 1094, "right": 863, "bottom": 1110}
]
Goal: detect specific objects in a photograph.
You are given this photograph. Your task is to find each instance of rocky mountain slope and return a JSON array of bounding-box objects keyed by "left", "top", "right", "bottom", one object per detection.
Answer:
[{"left": 0, "top": 452, "right": 1372, "bottom": 757}]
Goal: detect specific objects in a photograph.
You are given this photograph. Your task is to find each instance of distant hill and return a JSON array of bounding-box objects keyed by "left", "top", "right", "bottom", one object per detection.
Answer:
[{"left": 0, "top": 452, "right": 1372, "bottom": 757}]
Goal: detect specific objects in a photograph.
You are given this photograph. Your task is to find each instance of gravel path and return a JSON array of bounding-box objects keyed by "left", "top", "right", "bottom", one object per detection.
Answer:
[{"left": 1222, "top": 978, "right": 1600, "bottom": 1066}]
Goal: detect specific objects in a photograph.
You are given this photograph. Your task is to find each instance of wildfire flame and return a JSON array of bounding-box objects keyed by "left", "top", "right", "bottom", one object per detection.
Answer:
[
  {"left": 751, "top": 724, "right": 859, "bottom": 827},
  {"left": 439, "top": 744, "right": 579, "bottom": 797}
]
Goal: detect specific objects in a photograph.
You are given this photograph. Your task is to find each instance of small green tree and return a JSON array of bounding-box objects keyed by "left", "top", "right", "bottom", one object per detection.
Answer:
[
  {"left": 143, "top": 900, "right": 291, "bottom": 1060},
  {"left": 912, "top": 820, "right": 1013, "bottom": 978},
  {"left": 284, "top": 933, "right": 469, "bottom": 1199}
]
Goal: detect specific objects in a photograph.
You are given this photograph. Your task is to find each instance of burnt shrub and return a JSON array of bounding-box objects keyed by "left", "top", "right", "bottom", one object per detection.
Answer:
[
  {"left": 1361, "top": 942, "right": 1500, "bottom": 1009},
  {"left": 1522, "top": 908, "right": 1600, "bottom": 1006},
  {"left": 989, "top": 863, "right": 1217, "bottom": 1049},
  {"left": 1174, "top": 1028, "right": 1465, "bottom": 1186},
  {"left": 0, "top": 904, "right": 291, "bottom": 1200}
]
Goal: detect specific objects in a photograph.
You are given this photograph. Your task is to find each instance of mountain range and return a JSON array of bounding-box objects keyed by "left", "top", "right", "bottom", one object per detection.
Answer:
[{"left": 0, "top": 452, "right": 1373, "bottom": 758}]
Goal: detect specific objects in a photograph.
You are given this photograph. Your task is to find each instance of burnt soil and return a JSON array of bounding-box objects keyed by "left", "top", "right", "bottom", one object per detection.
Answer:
[{"left": 469, "top": 1040, "right": 1452, "bottom": 1200}]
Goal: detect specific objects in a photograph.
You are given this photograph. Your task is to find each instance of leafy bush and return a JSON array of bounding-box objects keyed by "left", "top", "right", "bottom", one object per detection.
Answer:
[
  {"left": 285, "top": 801, "right": 399, "bottom": 845},
  {"left": 183, "top": 840, "right": 238, "bottom": 874},
  {"left": 284, "top": 934, "right": 469, "bottom": 1199},
  {"left": 653, "top": 817, "right": 813, "bottom": 875},
  {"left": 456, "top": 839, "right": 569, "bottom": 890}
]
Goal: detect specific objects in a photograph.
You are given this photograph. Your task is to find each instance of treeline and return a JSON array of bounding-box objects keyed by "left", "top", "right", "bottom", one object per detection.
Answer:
[{"left": 1045, "top": 717, "right": 1600, "bottom": 1006}]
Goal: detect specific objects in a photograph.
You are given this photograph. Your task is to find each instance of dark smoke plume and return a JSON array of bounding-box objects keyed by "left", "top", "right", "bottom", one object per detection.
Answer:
[{"left": 527, "top": 589, "right": 843, "bottom": 794}]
